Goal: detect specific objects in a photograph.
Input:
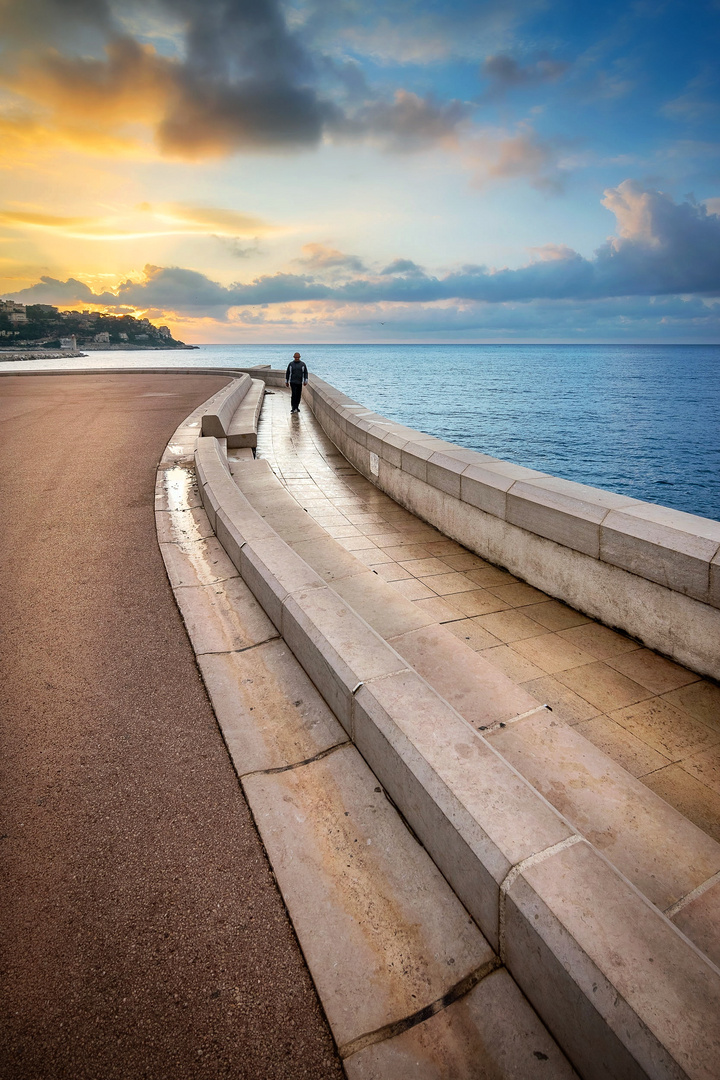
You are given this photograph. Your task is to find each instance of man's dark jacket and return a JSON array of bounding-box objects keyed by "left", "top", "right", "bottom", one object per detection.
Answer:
[{"left": 286, "top": 360, "right": 308, "bottom": 384}]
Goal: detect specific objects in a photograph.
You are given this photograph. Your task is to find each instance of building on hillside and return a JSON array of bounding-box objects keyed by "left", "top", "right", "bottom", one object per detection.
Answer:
[
  {"left": 119, "top": 332, "right": 128, "bottom": 341},
  {"left": 60, "top": 335, "right": 77, "bottom": 350},
  {"left": 158, "top": 325, "right": 171, "bottom": 339},
  {"left": 93, "top": 331, "right": 110, "bottom": 343},
  {"left": 8, "top": 311, "right": 27, "bottom": 324}
]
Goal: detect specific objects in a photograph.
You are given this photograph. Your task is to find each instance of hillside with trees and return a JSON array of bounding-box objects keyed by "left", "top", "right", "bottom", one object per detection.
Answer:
[{"left": 0, "top": 301, "right": 191, "bottom": 350}]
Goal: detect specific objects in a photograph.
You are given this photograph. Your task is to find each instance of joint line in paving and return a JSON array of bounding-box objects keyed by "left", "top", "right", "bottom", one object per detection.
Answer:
[
  {"left": 241, "top": 739, "right": 352, "bottom": 779},
  {"left": 198, "top": 634, "right": 282, "bottom": 658},
  {"left": 664, "top": 869, "right": 720, "bottom": 919},
  {"left": 497, "top": 834, "right": 584, "bottom": 962},
  {"left": 337, "top": 956, "right": 503, "bottom": 1061},
  {"left": 477, "top": 703, "right": 551, "bottom": 736}
]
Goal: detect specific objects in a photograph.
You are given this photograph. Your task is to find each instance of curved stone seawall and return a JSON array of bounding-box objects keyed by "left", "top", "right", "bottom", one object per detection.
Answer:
[{"left": 276, "top": 375, "right": 720, "bottom": 683}]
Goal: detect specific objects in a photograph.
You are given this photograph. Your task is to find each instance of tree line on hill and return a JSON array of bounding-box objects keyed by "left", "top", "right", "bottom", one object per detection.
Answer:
[{"left": 0, "top": 303, "right": 189, "bottom": 349}]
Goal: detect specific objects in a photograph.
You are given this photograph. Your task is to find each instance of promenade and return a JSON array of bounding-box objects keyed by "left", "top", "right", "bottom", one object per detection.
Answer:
[
  {"left": 255, "top": 391, "right": 720, "bottom": 845},
  {"left": 0, "top": 374, "right": 343, "bottom": 1080},
  {"left": 3, "top": 369, "right": 719, "bottom": 1079}
]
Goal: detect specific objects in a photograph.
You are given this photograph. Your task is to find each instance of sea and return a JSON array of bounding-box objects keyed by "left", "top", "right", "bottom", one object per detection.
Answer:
[{"left": 2, "top": 343, "right": 718, "bottom": 522}]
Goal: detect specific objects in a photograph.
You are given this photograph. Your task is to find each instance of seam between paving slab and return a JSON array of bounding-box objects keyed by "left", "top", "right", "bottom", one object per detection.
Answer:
[
  {"left": 337, "top": 956, "right": 503, "bottom": 1059},
  {"left": 156, "top": 406, "right": 578, "bottom": 1075}
]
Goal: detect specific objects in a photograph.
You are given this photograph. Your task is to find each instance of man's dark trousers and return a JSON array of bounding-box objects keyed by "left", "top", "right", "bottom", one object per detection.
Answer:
[{"left": 290, "top": 382, "right": 303, "bottom": 410}]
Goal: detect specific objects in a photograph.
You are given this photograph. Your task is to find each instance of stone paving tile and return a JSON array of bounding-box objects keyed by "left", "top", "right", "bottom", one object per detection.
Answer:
[
  {"left": 411, "top": 596, "right": 465, "bottom": 622},
  {"left": 465, "top": 566, "right": 519, "bottom": 588},
  {"left": 444, "top": 618, "right": 502, "bottom": 652},
  {"left": 243, "top": 745, "right": 493, "bottom": 1049},
  {"left": 519, "top": 599, "right": 592, "bottom": 632},
  {"left": 662, "top": 681, "right": 720, "bottom": 731},
  {"left": 372, "top": 561, "right": 413, "bottom": 581},
  {"left": 521, "top": 675, "right": 603, "bottom": 724},
  {"left": 439, "top": 552, "right": 491, "bottom": 571},
  {"left": 642, "top": 765, "right": 720, "bottom": 843},
  {"left": 383, "top": 544, "right": 433, "bottom": 561},
  {"left": 555, "top": 622, "right": 639, "bottom": 660},
  {"left": 344, "top": 967, "right": 577, "bottom": 1080},
  {"left": 397, "top": 557, "right": 450, "bottom": 577},
  {"left": 422, "top": 539, "right": 468, "bottom": 556},
  {"left": 443, "top": 589, "right": 511, "bottom": 618},
  {"left": 680, "top": 744, "right": 720, "bottom": 795},
  {"left": 480, "top": 644, "right": 546, "bottom": 683},
  {"left": 558, "top": 662, "right": 652, "bottom": 714},
  {"left": 474, "top": 609, "right": 549, "bottom": 643},
  {"left": 511, "top": 633, "right": 596, "bottom": 675},
  {"left": 421, "top": 571, "right": 480, "bottom": 596},
  {"left": 486, "top": 582, "right": 551, "bottom": 607},
  {"left": 609, "top": 697, "right": 720, "bottom": 761},
  {"left": 352, "top": 547, "right": 396, "bottom": 567},
  {"left": 387, "top": 576, "right": 437, "bottom": 601},
  {"left": 337, "top": 535, "right": 380, "bottom": 552},
  {"left": 605, "top": 649, "right": 700, "bottom": 695},
  {"left": 575, "top": 716, "right": 671, "bottom": 778}
]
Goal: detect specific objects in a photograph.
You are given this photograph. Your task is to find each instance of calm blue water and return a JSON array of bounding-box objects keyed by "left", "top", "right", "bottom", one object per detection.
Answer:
[{"left": 2, "top": 343, "right": 718, "bottom": 521}]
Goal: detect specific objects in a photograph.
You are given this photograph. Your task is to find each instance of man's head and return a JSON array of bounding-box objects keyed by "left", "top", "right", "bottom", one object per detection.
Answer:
[{"left": 293, "top": 352, "right": 301, "bottom": 359}]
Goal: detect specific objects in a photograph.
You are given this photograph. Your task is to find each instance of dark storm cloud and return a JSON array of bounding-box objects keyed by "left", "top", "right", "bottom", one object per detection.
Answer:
[{"left": 0, "top": 0, "right": 467, "bottom": 157}]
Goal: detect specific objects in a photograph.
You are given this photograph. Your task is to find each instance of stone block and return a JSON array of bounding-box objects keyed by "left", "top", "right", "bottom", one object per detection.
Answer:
[
  {"left": 601, "top": 505, "right": 720, "bottom": 604},
  {"left": 239, "top": 535, "right": 325, "bottom": 629},
  {"left": 671, "top": 879, "right": 720, "bottom": 969},
  {"left": 174, "top": 575, "right": 276, "bottom": 655},
  {"left": 198, "top": 641, "right": 345, "bottom": 774},
  {"left": 353, "top": 670, "right": 574, "bottom": 949},
  {"left": 388, "top": 624, "right": 540, "bottom": 727},
  {"left": 344, "top": 968, "right": 576, "bottom": 1080},
  {"left": 200, "top": 374, "right": 251, "bottom": 437},
  {"left": 243, "top": 744, "right": 493, "bottom": 1049},
  {"left": 459, "top": 463, "right": 517, "bottom": 519},
  {"left": 505, "top": 840, "right": 720, "bottom": 1080},
  {"left": 426, "top": 451, "right": 468, "bottom": 499},
  {"left": 332, "top": 571, "right": 436, "bottom": 639},
  {"left": 282, "top": 585, "right": 408, "bottom": 732},
  {"left": 159, "top": 536, "right": 237, "bottom": 589},
  {"left": 507, "top": 478, "right": 625, "bottom": 559},
  {"left": 487, "top": 711, "right": 720, "bottom": 910},
  {"left": 401, "top": 441, "right": 436, "bottom": 483}
]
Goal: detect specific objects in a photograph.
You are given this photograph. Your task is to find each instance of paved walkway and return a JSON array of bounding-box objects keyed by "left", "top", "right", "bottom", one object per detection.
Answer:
[
  {"left": 256, "top": 388, "right": 720, "bottom": 843},
  {"left": 0, "top": 375, "right": 343, "bottom": 1080}
]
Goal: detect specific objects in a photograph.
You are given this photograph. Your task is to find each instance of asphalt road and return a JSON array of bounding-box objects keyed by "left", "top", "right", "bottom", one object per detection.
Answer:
[{"left": 0, "top": 374, "right": 343, "bottom": 1080}]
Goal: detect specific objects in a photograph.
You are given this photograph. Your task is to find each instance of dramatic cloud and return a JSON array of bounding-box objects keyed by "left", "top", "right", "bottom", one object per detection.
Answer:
[
  {"left": 0, "top": 0, "right": 472, "bottom": 159},
  {"left": 338, "top": 90, "right": 468, "bottom": 151},
  {"left": 10, "top": 181, "right": 720, "bottom": 313}
]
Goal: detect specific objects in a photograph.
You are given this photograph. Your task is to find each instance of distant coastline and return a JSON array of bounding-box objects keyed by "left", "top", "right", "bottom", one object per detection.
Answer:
[{"left": 0, "top": 344, "right": 198, "bottom": 361}]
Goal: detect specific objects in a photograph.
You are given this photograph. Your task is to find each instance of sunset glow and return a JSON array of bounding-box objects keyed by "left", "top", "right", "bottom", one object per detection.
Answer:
[{"left": 1, "top": 0, "right": 719, "bottom": 342}]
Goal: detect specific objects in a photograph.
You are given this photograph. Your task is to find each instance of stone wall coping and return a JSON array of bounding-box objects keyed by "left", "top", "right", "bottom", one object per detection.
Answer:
[
  {"left": 194, "top": 428, "right": 720, "bottom": 1080},
  {"left": 304, "top": 374, "right": 720, "bottom": 616}
]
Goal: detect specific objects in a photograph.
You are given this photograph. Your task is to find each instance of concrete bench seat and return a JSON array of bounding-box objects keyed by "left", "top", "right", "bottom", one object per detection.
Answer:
[
  {"left": 194, "top": 432, "right": 720, "bottom": 1080},
  {"left": 200, "top": 373, "right": 252, "bottom": 439},
  {"left": 227, "top": 377, "right": 264, "bottom": 449}
]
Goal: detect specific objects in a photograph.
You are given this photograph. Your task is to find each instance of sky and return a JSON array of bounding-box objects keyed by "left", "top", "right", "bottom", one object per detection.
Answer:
[{"left": 1, "top": 0, "right": 720, "bottom": 343}]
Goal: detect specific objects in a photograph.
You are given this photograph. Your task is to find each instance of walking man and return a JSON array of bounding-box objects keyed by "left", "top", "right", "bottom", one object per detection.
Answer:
[{"left": 286, "top": 351, "right": 308, "bottom": 412}]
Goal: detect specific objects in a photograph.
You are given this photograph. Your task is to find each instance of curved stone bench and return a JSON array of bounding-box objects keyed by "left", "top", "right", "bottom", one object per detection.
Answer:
[
  {"left": 195, "top": 431, "right": 720, "bottom": 1080},
  {"left": 200, "top": 373, "right": 252, "bottom": 439},
  {"left": 227, "top": 378, "right": 265, "bottom": 449}
]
